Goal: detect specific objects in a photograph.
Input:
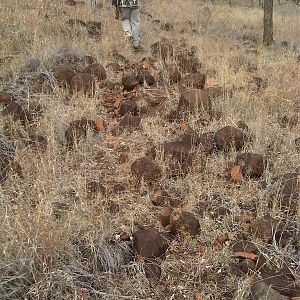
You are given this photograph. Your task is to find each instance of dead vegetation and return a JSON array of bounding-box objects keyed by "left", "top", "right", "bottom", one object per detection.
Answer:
[{"left": 0, "top": 0, "right": 299, "bottom": 299}]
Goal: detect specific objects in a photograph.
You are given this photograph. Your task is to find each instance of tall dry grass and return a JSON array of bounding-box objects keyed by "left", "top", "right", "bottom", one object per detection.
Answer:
[{"left": 0, "top": 0, "right": 299, "bottom": 299}]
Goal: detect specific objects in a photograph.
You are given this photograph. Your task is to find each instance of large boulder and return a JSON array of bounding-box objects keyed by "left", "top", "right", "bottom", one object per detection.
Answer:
[
  {"left": 215, "top": 126, "right": 246, "bottom": 151},
  {"left": 122, "top": 72, "right": 139, "bottom": 91},
  {"left": 65, "top": 118, "right": 97, "bottom": 148},
  {"left": 169, "top": 210, "right": 200, "bottom": 236},
  {"left": 235, "top": 153, "right": 266, "bottom": 178},
  {"left": 70, "top": 73, "right": 95, "bottom": 94},
  {"left": 52, "top": 64, "right": 75, "bottom": 86},
  {"left": 177, "top": 89, "right": 211, "bottom": 115},
  {"left": 131, "top": 157, "right": 162, "bottom": 182},
  {"left": 150, "top": 41, "right": 174, "bottom": 61},
  {"left": 133, "top": 228, "right": 166, "bottom": 258},
  {"left": 0, "top": 91, "right": 13, "bottom": 106},
  {"left": 84, "top": 63, "right": 106, "bottom": 81}
]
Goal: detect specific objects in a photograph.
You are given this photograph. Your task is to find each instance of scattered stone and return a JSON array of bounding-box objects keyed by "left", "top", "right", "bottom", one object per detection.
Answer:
[
  {"left": 295, "top": 137, "right": 300, "bottom": 152},
  {"left": 122, "top": 72, "right": 139, "bottom": 91},
  {"left": 159, "top": 207, "right": 173, "bottom": 227},
  {"left": 1, "top": 101, "right": 34, "bottom": 124},
  {"left": 182, "top": 72, "right": 206, "bottom": 89},
  {"left": 144, "top": 88, "right": 169, "bottom": 107},
  {"left": 65, "top": 118, "right": 97, "bottom": 148},
  {"left": 107, "top": 62, "right": 123, "bottom": 72},
  {"left": 237, "top": 120, "right": 249, "bottom": 132},
  {"left": 119, "top": 100, "right": 138, "bottom": 116},
  {"left": 168, "top": 64, "right": 181, "bottom": 83},
  {"left": 84, "top": 63, "right": 106, "bottom": 81},
  {"left": 198, "top": 132, "right": 216, "bottom": 154},
  {"left": 215, "top": 126, "right": 246, "bottom": 151},
  {"left": 27, "top": 134, "right": 48, "bottom": 151},
  {"left": 118, "top": 114, "right": 141, "bottom": 130},
  {"left": 259, "top": 267, "right": 300, "bottom": 298},
  {"left": 131, "top": 157, "right": 162, "bottom": 183},
  {"left": 86, "top": 180, "right": 106, "bottom": 197},
  {"left": 176, "top": 49, "right": 201, "bottom": 73},
  {"left": 86, "top": 21, "right": 102, "bottom": 37},
  {"left": 133, "top": 228, "right": 166, "bottom": 258},
  {"left": 169, "top": 210, "right": 200, "bottom": 236},
  {"left": 95, "top": 117, "right": 105, "bottom": 131},
  {"left": 205, "top": 85, "right": 223, "bottom": 98},
  {"left": 235, "top": 153, "right": 266, "bottom": 178},
  {"left": 0, "top": 91, "right": 13, "bottom": 106},
  {"left": 52, "top": 64, "right": 75, "bottom": 87},
  {"left": 250, "top": 215, "right": 283, "bottom": 242},
  {"left": 232, "top": 240, "right": 257, "bottom": 253},
  {"left": 136, "top": 69, "right": 155, "bottom": 86},
  {"left": 249, "top": 281, "right": 291, "bottom": 300},
  {"left": 150, "top": 41, "right": 174, "bottom": 60},
  {"left": 65, "top": 0, "right": 77, "bottom": 5},
  {"left": 150, "top": 187, "right": 171, "bottom": 206},
  {"left": 144, "top": 262, "right": 162, "bottom": 284},
  {"left": 177, "top": 89, "right": 211, "bottom": 115},
  {"left": 70, "top": 73, "right": 95, "bottom": 94},
  {"left": 250, "top": 76, "right": 267, "bottom": 91}
]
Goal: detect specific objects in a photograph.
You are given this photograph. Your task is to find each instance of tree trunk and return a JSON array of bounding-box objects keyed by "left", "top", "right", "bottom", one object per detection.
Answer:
[{"left": 263, "top": 0, "right": 274, "bottom": 46}]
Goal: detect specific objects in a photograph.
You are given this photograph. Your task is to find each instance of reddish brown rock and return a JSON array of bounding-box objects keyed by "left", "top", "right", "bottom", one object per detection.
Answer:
[
  {"left": 27, "top": 134, "right": 48, "bottom": 152},
  {"left": 144, "top": 262, "right": 161, "bottom": 284},
  {"left": 65, "top": 118, "right": 97, "bottom": 148},
  {"left": 119, "top": 100, "right": 137, "bottom": 116},
  {"left": 159, "top": 207, "right": 173, "bottom": 227},
  {"left": 250, "top": 215, "right": 283, "bottom": 242},
  {"left": 235, "top": 153, "right": 266, "bottom": 178},
  {"left": 232, "top": 240, "right": 257, "bottom": 253},
  {"left": 162, "top": 139, "right": 193, "bottom": 177},
  {"left": 1, "top": 101, "right": 34, "bottom": 124},
  {"left": 259, "top": 268, "right": 300, "bottom": 298},
  {"left": 122, "top": 72, "right": 139, "bottom": 91},
  {"left": 150, "top": 187, "right": 171, "bottom": 206},
  {"left": 118, "top": 114, "right": 141, "bottom": 130},
  {"left": 178, "top": 89, "right": 211, "bottom": 114},
  {"left": 136, "top": 69, "right": 155, "bottom": 86},
  {"left": 215, "top": 126, "right": 246, "bottom": 151},
  {"left": 133, "top": 228, "right": 166, "bottom": 258},
  {"left": 144, "top": 88, "right": 169, "bottom": 107},
  {"left": 150, "top": 41, "right": 174, "bottom": 60},
  {"left": 131, "top": 157, "right": 162, "bottom": 183},
  {"left": 86, "top": 21, "right": 102, "bottom": 37},
  {"left": 205, "top": 85, "right": 223, "bottom": 98},
  {"left": 0, "top": 91, "right": 13, "bottom": 106},
  {"left": 176, "top": 49, "right": 201, "bottom": 73},
  {"left": 70, "top": 73, "right": 95, "bottom": 94},
  {"left": 168, "top": 64, "right": 181, "bottom": 83},
  {"left": 198, "top": 132, "right": 216, "bottom": 154},
  {"left": 182, "top": 72, "right": 206, "bottom": 90},
  {"left": 170, "top": 210, "right": 200, "bottom": 236},
  {"left": 84, "top": 63, "right": 106, "bottom": 81},
  {"left": 295, "top": 137, "right": 300, "bottom": 152},
  {"left": 52, "top": 64, "right": 75, "bottom": 86}
]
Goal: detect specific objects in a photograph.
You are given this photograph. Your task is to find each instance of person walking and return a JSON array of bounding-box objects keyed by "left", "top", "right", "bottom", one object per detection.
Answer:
[{"left": 112, "top": 0, "right": 141, "bottom": 50}]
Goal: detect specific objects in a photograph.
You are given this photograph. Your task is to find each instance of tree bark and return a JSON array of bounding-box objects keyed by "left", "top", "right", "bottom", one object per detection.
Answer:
[{"left": 263, "top": 0, "right": 274, "bottom": 46}]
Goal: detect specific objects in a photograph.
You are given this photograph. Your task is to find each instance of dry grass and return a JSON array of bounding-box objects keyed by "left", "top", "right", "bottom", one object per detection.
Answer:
[{"left": 0, "top": 0, "right": 299, "bottom": 299}]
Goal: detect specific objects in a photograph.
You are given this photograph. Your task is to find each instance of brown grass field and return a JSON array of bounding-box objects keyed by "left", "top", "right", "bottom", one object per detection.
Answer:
[{"left": 0, "top": 0, "right": 299, "bottom": 299}]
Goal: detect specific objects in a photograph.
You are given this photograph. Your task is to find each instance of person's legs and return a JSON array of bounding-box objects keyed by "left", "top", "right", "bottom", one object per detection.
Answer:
[
  {"left": 130, "top": 8, "right": 140, "bottom": 48},
  {"left": 120, "top": 7, "right": 132, "bottom": 41}
]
